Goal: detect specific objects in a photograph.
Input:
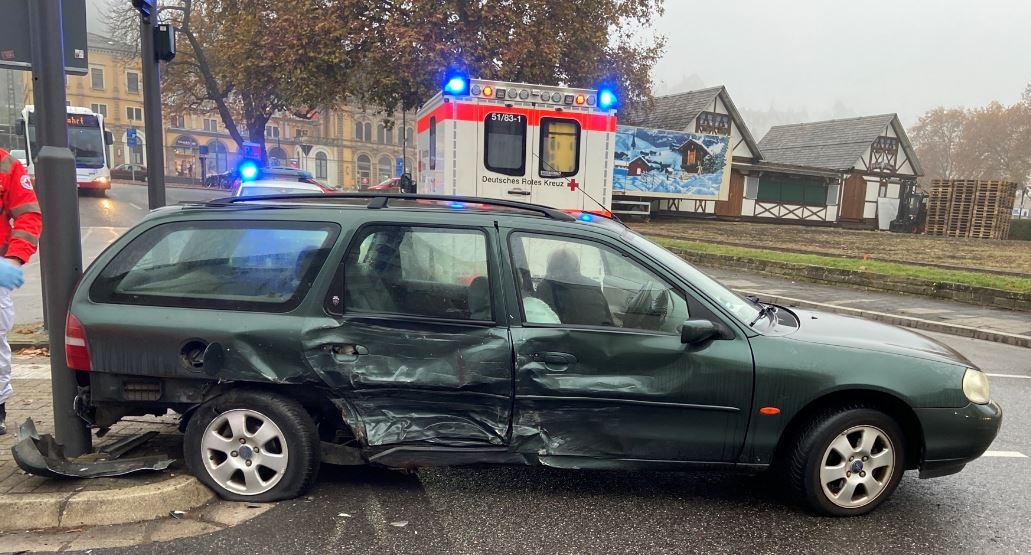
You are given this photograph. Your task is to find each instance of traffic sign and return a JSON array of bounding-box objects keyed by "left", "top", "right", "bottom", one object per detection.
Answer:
[
  {"left": 300, "top": 143, "right": 313, "bottom": 157},
  {"left": 395, "top": 157, "right": 405, "bottom": 177},
  {"left": 126, "top": 127, "right": 138, "bottom": 147},
  {"left": 0, "top": 0, "right": 88, "bottom": 75}
]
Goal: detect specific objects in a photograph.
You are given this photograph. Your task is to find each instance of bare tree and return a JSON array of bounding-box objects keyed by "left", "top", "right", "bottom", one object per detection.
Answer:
[{"left": 909, "top": 107, "right": 967, "bottom": 182}]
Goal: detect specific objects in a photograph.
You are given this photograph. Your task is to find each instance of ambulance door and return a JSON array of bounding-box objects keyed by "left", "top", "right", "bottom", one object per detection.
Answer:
[
  {"left": 477, "top": 108, "right": 532, "bottom": 200},
  {"left": 530, "top": 115, "right": 585, "bottom": 210}
]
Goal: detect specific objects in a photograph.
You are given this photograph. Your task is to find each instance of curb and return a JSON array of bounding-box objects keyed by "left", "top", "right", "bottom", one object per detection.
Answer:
[
  {"left": 0, "top": 475, "right": 216, "bottom": 532},
  {"left": 11, "top": 333, "right": 49, "bottom": 349},
  {"left": 736, "top": 288, "right": 1031, "bottom": 349}
]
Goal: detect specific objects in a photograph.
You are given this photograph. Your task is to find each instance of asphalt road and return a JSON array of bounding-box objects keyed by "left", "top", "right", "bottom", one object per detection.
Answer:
[
  {"left": 85, "top": 332, "right": 1030, "bottom": 555},
  {"left": 77, "top": 181, "right": 226, "bottom": 228}
]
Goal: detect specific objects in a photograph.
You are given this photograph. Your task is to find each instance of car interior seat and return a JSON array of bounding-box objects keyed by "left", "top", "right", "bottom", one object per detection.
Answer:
[
  {"left": 535, "top": 249, "right": 614, "bottom": 326},
  {"left": 467, "top": 276, "right": 491, "bottom": 320}
]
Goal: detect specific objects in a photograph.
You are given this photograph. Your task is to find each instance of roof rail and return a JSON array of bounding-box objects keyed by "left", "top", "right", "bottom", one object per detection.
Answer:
[{"left": 205, "top": 192, "right": 576, "bottom": 221}]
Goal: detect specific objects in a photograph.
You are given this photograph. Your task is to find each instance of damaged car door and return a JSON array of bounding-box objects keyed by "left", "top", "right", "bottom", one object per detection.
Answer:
[
  {"left": 504, "top": 229, "right": 754, "bottom": 464},
  {"left": 305, "top": 222, "right": 514, "bottom": 449}
]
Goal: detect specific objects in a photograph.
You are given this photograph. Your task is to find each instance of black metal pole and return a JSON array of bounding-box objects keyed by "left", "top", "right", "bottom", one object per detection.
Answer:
[
  {"left": 27, "top": 2, "right": 50, "bottom": 330},
  {"left": 141, "top": 10, "right": 165, "bottom": 209},
  {"left": 28, "top": 0, "right": 90, "bottom": 457}
]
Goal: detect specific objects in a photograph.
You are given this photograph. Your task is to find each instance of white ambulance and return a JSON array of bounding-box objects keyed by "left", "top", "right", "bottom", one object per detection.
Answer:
[{"left": 416, "top": 77, "right": 618, "bottom": 211}]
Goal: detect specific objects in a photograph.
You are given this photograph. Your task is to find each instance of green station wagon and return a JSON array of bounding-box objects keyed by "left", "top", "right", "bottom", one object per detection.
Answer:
[{"left": 64, "top": 194, "right": 1001, "bottom": 516}]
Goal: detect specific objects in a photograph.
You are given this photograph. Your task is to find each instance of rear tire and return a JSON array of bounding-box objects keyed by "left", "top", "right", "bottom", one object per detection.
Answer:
[
  {"left": 184, "top": 390, "right": 320, "bottom": 502},
  {"left": 784, "top": 406, "right": 906, "bottom": 516}
]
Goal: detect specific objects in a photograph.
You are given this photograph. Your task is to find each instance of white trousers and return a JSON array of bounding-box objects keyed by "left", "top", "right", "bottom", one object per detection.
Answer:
[{"left": 0, "top": 287, "right": 13, "bottom": 405}]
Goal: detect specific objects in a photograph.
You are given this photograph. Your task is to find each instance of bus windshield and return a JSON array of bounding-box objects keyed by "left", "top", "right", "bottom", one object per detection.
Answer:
[
  {"left": 68, "top": 126, "right": 106, "bottom": 169},
  {"left": 26, "top": 112, "right": 107, "bottom": 169}
]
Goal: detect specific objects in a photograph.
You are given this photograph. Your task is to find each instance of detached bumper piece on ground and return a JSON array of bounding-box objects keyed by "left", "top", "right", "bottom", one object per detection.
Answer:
[{"left": 12, "top": 418, "right": 174, "bottom": 478}]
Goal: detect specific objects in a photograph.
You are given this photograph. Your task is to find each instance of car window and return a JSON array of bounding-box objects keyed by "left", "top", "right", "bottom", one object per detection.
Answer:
[
  {"left": 91, "top": 221, "right": 339, "bottom": 312},
  {"left": 511, "top": 232, "right": 688, "bottom": 333},
  {"left": 238, "top": 185, "right": 321, "bottom": 196},
  {"left": 344, "top": 225, "right": 492, "bottom": 321}
]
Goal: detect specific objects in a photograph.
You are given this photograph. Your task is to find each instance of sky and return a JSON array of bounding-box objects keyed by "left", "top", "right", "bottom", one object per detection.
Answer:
[
  {"left": 87, "top": 0, "right": 1030, "bottom": 127},
  {"left": 649, "top": 0, "right": 1031, "bottom": 125}
]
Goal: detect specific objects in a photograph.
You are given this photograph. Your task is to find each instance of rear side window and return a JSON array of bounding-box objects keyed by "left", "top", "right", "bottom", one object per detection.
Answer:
[
  {"left": 539, "top": 118, "right": 580, "bottom": 178},
  {"left": 484, "top": 112, "right": 526, "bottom": 176},
  {"left": 343, "top": 225, "right": 492, "bottom": 321},
  {"left": 91, "top": 220, "right": 339, "bottom": 312}
]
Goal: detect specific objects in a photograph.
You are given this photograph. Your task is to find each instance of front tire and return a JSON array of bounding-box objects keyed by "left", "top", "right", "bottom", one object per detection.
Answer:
[
  {"left": 184, "top": 390, "right": 320, "bottom": 502},
  {"left": 785, "top": 406, "right": 906, "bottom": 516}
]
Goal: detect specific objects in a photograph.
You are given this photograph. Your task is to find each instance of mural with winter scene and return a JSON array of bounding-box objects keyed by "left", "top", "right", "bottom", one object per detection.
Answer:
[{"left": 613, "top": 126, "right": 732, "bottom": 199}]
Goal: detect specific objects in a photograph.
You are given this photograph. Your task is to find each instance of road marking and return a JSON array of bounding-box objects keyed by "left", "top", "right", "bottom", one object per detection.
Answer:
[
  {"left": 986, "top": 373, "right": 1031, "bottom": 379},
  {"left": 982, "top": 451, "right": 1028, "bottom": 458},
  {"left": 129, "top": 202, "right": 143, "bottom": 210}
]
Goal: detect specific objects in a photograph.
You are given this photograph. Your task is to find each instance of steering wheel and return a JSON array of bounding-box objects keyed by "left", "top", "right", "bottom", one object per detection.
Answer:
[{"left": 623, "top": 286, "right": 672, "bottom": 330}]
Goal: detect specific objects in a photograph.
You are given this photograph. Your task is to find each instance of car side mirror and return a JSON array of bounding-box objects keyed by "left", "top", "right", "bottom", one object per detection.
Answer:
[
  {"left": 104, "top": 131, "right": 114, "bottom": 145},
  {"left": 680, "top": 319, "right": 731, "bottom": 345},
  {"left": 15, "top": 119, "right": 24, "bottom": 136}
]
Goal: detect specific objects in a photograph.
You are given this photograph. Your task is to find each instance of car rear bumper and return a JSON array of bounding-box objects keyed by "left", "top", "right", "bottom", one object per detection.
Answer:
[{"left": 915, "top": 401, "right": 1002, "bottom": 479}]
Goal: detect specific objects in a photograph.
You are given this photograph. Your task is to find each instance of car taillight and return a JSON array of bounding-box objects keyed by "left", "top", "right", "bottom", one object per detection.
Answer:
[{"left": 65, "top": 312, "right": 92, "bottom": 372}]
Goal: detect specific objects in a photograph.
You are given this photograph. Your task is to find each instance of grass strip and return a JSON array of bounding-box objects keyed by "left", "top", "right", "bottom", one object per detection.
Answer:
[{"left": 651, "top": 237, "right": 1031, "bottom": 295}]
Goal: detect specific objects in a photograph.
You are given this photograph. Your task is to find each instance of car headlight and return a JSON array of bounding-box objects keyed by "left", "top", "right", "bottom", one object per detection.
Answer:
[
  {"left": 96, "top": 175, "right": 110, "bottom": 183},
  {"left": 962, "top": 368, "right": 990, "bottom": 404}
]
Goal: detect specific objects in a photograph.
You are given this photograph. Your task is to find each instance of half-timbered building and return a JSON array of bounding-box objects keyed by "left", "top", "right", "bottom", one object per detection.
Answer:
[{"left": 752, "top": 114, "right": 923, "bottom": 226}]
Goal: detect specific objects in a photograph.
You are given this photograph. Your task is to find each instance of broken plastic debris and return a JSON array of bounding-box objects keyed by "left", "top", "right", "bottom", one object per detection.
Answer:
[
  {"left": 390, "top": 520, "right": 409, "bottom": 527},
  {"left": 169, "top": 510, "right": 186, "bottom": 519},
  {"left": 337, "top": 513, "right": 352, "bottom": 518},
  {"left": 246, "top": 503, "right": 264, "bottom": 508}
]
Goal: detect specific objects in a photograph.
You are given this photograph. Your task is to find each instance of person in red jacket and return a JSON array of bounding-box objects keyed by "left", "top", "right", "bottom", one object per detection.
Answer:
[{"left": 0, "top": 148, "right": 42, "bottom": 435}]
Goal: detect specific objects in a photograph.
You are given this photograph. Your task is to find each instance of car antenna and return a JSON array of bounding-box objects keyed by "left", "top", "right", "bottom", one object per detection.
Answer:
[{"left": 532, "top": 152, "right": 625, "bottom": 225}]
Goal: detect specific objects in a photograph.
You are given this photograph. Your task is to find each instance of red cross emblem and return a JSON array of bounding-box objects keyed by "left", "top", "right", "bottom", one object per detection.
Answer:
[{"left": 567, "top": 179, "right": 579, "bottom": 192}]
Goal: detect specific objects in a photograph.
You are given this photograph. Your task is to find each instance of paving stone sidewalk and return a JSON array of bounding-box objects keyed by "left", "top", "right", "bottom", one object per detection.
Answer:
[
  {"left": 701, "top": 265, "right": 1031, "bottom": 339},
  {"left": 0, "top": 358, "right": 185, "bottom": 496}
]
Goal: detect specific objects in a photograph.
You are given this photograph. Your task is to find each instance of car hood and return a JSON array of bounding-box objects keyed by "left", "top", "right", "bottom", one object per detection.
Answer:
[{"left": 782, "top": 308, "right": 973, "bottom": 367}]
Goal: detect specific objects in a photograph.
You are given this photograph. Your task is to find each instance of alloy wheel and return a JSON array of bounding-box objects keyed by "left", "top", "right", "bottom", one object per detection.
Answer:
[
  {"left": 819, "top": 425, "right": 896, "bottom": 509},
  {"left": 200, "top": 409, "right": 290, "bottom": 496}
]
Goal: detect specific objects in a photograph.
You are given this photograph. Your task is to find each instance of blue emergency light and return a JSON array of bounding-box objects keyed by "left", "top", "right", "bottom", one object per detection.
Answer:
[
  {"left": 238, "top": 160, "right": 260, "bottom": 181},
  {"left": 598, "top": 89, "right": 618, "bottom": 110},
  {"left": 444, "top": 75, "right": 469, "bottom": 95}
]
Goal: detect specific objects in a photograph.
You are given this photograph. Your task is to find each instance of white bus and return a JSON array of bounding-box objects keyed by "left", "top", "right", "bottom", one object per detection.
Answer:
[
  {"left": 416, "top": 77, "right": 617, "bottom": 212},
  {"left": 19, "top": 105, "right": 114, "bottom": 193}
]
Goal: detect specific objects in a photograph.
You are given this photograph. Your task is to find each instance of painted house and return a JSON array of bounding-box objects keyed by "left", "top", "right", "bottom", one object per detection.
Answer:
[
  {"left": 619, "top": 86, "right": 763, "bottom": 216},
  {"left": 676, "top": 138, "right": 710, "bottom": 173},
  {"left": 751, "top": 114, "right": 923, "bottom": 226},
  {"left": 627, "top": 155, "right": 654, "bottom": 177}
]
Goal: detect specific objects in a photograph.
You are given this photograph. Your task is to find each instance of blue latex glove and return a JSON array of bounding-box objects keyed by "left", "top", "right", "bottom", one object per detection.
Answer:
[{"left": 0, "top": 260, "right": 24, "bottom": 290}]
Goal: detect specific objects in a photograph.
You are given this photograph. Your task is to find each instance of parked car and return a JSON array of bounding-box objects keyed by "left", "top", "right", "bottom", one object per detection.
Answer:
[
  {"left": 266, "top": 166, "right": 334, "bottom": 191},
  {"left": 110, "top": 163, "right": 147, "bottom": 182},
  {"left": 234, "top": 179, "right": 327, "bottom": 197},
  {"left": 367, "top": 174, "right": 414, "bottom": 194},
  {"left": 9, "top": 149, "right": 28, "bottom": 168},
  {"left": 61, "top": 194, "right": 1000, "bottom": 515}
]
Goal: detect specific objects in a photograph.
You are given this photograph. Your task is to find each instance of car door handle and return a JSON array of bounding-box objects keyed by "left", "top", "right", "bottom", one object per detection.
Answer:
[
  {"left": 324, "top": 344, "right": 368, "bottom": 362},
  {"left": 532, "top": 352, "right": 577, "bottom": 371},
  {"left": 507, "top": 188, "right": 531, "bottom": 196}
]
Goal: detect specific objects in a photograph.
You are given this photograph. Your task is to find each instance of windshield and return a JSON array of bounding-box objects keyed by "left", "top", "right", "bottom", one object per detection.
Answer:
[
  {"left": 69, "top": 126, "right": 106, "bottom": 169},
  {"left": 27, "top": 124, "right": 106, "bottom": 169},
  {"left": 621, "top": 230, "right": 760, "bottom": 325}
]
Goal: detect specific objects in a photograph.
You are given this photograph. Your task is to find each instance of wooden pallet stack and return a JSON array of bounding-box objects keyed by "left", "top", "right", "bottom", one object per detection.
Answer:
[{"left": 926, "top": 180, "right": 1017, "bottom": 239}]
